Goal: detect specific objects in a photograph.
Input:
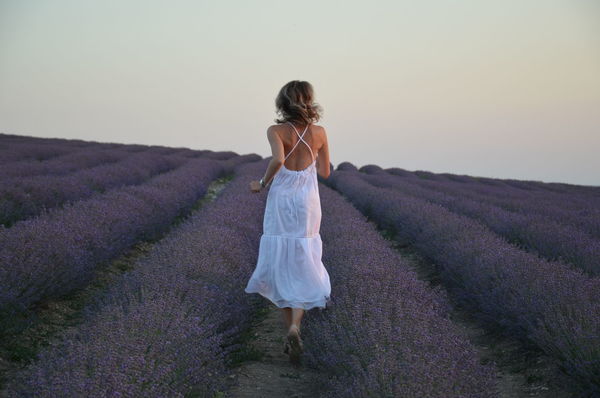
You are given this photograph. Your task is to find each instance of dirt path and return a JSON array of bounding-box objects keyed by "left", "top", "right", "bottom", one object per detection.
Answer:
[{"left": 224, "top": 303, "right": 322, "bottom": 398}]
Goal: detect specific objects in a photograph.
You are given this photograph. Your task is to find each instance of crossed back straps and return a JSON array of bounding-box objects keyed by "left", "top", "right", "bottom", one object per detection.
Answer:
[{"left": 284, "top": 121, "right": 314, "bottom": 163}]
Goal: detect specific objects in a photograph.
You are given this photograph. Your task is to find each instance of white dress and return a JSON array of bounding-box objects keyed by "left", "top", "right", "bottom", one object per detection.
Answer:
[{"left": 245, "top": 122, "right": 331, "bottom": 310}]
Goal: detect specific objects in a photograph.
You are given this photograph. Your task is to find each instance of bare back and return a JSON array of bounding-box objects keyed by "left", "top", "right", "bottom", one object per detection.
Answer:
[{"left": 276, "top": 122, "right": 325, "bottom": 172}]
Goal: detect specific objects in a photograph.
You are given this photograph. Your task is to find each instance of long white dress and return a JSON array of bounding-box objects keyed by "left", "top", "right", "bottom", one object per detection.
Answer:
[{"left": 245, "top": 122, "right": 331, "bottom": 310}]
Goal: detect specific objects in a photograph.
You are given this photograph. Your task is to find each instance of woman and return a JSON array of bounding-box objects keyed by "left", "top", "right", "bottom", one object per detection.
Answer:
[{"left": 246, "top": 80, "right": 332, "bottom": 363}]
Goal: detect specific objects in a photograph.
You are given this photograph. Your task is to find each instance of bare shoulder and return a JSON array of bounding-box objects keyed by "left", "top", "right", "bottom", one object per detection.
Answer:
[
  {"left": 266, "top": 124, "right": 282, "bottom": 139},
  {"left": 312, "top": 124, "right": 327, "bottom": 143},
  {"left": 267, "top": 123, "right": 286, "bottom": 136},
  {"left": 311, "top": 124, "right": 326, "bottom": 133}
]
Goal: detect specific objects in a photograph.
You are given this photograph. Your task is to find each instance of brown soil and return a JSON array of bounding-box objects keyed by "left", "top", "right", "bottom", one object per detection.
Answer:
[{"left": 223, "top": 303, "right": 322, "bottom": 398}]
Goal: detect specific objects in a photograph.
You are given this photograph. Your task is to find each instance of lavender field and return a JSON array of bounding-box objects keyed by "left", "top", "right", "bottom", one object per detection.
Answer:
[{"left": 1, "top": 133, "right": 598, "bottom": 397}]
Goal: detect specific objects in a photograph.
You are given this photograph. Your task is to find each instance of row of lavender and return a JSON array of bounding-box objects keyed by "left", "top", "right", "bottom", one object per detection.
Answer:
[
  {"left": 352, "top": 164, "right": 600, "bottom": 275},
  {"left": 1, "top": 147, "right": 137, "bottom": 179},
  {"left": 3, "top": 160, "right": 267, "bottom": 397},
  {"left": 440, "top": 169, "right": 600, "bottom": 213},
  {"left": 324, "top": 167, "right": 600, "bottom": 395},
  {"left": 0, "top": 152, "right": 189, "bottom": 227},
  {"left": 0, "top": 132, "right": 196, "bottom": 155},
  {"left": 0, "top": 133, "right": 186, "bottom": 165},
  {"left": 0, "top": 133, "right": 115, "bottom": 164},
  {"left": 386, "top": 166, "right": 600, "bottom": 239},
  {"left": 402, "top": 166, "right": 600, "bottom": 200},
  {"left": 300, "top": 183, "right": 498, "bottom": 397},
  {"left": 0, "top": 157, "right": 226, "bottom": 326},
  {"left": 376, "top": 165, "right": 600, "bottom": 236},
  {"left": 390, "top": 166, "right": 600, "bottom": 217},
  {"left": 0, "top": 132, "right": 101, "bottom": 147},
  {"left": 0, "top": 136, "right": 238, "bottom": 180}
]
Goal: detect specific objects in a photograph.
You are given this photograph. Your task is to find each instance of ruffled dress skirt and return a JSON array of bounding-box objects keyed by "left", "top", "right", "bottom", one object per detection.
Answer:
[{"left": 245, "top": 161, "right": 331, "bottom": 310}]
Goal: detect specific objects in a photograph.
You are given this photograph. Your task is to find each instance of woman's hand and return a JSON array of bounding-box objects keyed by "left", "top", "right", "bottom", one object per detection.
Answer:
[{"left": 249, "top": 180, "right": 262, "bottom": 193}]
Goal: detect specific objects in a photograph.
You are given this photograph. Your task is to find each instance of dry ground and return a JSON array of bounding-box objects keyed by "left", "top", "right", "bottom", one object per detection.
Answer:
[{"left": 224, "top": 303, "right": 322, "bottom": 398}]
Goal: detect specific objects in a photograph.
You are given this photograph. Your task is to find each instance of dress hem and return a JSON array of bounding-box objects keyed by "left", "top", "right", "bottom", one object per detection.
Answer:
[
  {"left": 261, "top": 233, "right": 321, "bottom": 239},
  {"left": 244, "top": 287, "right": 330, "bottom": 310}
]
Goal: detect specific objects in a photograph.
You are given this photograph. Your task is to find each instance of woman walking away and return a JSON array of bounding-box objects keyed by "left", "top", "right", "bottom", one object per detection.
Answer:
[{"left": 246, "top": 80, "right": 332, "bottom": 364}]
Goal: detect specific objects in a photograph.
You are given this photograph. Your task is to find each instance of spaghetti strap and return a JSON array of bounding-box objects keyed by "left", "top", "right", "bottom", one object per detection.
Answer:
[{"left": 284, "top": 122, "right": 314, "bottom": 162}]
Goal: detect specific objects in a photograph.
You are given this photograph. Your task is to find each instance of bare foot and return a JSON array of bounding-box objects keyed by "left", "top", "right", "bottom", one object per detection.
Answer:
[{"left": 287, "top": 324, "right": 303, "bottom": 363}]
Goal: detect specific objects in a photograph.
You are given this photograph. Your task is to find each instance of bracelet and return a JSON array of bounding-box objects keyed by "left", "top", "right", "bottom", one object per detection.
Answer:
[{"left": 259, "top": 177, "right": 266, "bottom": 188}]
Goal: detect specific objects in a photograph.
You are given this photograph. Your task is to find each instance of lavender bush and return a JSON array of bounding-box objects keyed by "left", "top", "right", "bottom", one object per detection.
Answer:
[
  {"left": 0, "top": 135, "right": 210, "bottom": 180},
  {"left": 504, "top": 176, "right": 600, "bottom": 197},
  {"left": 0, "top": 133, "right": 99, "bottom": 149},
  {"left": 359, "top": 170, "right": 600, "bottom": 275},
  {"left": 0, "top": 148, "right": 132, "bottom": 180},
  {"left": 0, "top": 158, "right": 225, "bottom": 322},
  {"left": 445, "top": 171, "right": 600, "bottom": 238},
  {"left": 3, "top": 159, "right": 267, "bottom": 397},
  {"left": 220, "top": 153, "right": 263, "bottom": 175},
  {"left": 377, "top": 166, "right": 600, "bottom": 236},
  {"left": 201, "top": 150, "right": 239, "bottom": 160},
  {"left": 325, "top": 169, "right": 600, "bottom": 395},
  {"left": 300, "top": 183, "right": 499, "bottom": 397},
  {"left": 0, "top": 153, "right": 189, "bottom": 226},
  {"left": 0, "top": 133, "right": 129, "bottom": 149},
  {"left": 0, "top": 142, "right": 80, "bottom": 164}
]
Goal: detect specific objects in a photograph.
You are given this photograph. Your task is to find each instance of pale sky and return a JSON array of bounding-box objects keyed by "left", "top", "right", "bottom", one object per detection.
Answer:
[{"left": 1, "top": 0, "right": 599, "bottom": 186}]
